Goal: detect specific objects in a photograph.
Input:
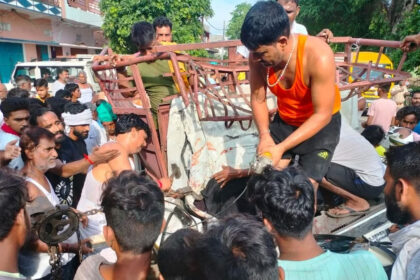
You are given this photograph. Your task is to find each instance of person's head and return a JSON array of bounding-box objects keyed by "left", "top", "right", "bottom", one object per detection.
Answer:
[
  {"left": 240, "top": 1, "right": 291, "bottom": 68},
  {"left": 412, "top": 91, "right": 420, "bottom": 107},
  {"left": 77, "top": 71, "right": 88, "bottom": 84},
  {"left": 157, "top": 228, "right": 203, "bottom": 280},
  {"left": 377, "top": 83, "right": 391, "bottom": 97},
  {"left": 0, "top": 83, "right": 7, "bottom": 101},
  {"left": 55, "top": 89, "right": 72, "bottom": 101},
  {"left": 20, "top": 126, "right": 58, "bottom": 172},
  {"left": 30, "top": 108, "right": 65, "bottom": 144},
  {"left": 57, "top": 68, "right": 69, "bottom": 83},
  {"left": 96, "top": 100, "right": 117, "bottom": 136},
  {"left": 0, "top": 170, "right": 29, "bottom": 249},
  {"left": 277, "top": 0, "right": 300, "bottom": 24},
  {"left": 62, "top": 102, "right": 91, "bottom": 140},
  {"left": 396, "top": 106, "right": 420, "bottom": 130},
  {"left": 34, "top": 79, "right": 49, "bottom": 100},
  {"left": 64, "top": 83, "right": 80, "bottom": 101},
  {"left": 46, "top": 97, "right": 70, "bottom": 119},
  {"left": 131, "top": 21, "right": 156, "bottom": 56},
  {"left": 361, "top": 125, "right": 385, "bottom": 147},
  {"left": 41, "top": 68, "right": 51, "bottom": 80},
  {"left": 101, "top": 171, "right": 164, "bottom": 255},
  {"left": 115, "top": 114, "right": 150, "bottom": 154},
  {"left": 153, "top": 16, "right": 173, "bottom": 43},
  {"left": 384, "top": 142, "right": 420, "bottom": 225},
  {"left": 248, "top": 166, "right": 315, "bottom": 240},
  {"left": 15, "top": 75, "right": 32, "bottom": 91},
  {"left": 196, "top": 214, "right": 279, "bottom": 280},
  {"left": 7, "top": 88, "right": 30, "bottom": 99},
  {"left": 0, "top": 98, "right": 29, "bottom": 134}
]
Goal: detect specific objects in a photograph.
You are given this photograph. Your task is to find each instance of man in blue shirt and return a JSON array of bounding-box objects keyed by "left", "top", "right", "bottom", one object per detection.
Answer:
[{"left": 248, "top": 166, "right": 388, "bottom": 280}]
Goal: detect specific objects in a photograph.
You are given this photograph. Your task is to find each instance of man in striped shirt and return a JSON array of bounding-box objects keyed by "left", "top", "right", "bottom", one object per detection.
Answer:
[{"left": 249, "top": 167, "right": 388, "bottom": 280}]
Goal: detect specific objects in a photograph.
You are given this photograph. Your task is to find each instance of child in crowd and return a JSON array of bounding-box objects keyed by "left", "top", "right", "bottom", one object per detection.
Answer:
[{"left": 34, "top": 78, "right": 50, "bottom": 103}]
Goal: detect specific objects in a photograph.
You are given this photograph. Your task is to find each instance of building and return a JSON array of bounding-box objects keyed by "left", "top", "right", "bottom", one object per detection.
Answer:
[{"left": 0, "top": 0, "right": 105, "bottom": 83}]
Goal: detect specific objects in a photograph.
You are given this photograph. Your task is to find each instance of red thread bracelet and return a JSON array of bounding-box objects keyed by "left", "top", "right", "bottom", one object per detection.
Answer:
[
  {"left": 157, "top": 180, "right": 163, "bottom": 189},
  {"left": 83, "top": 154, "right": 94, "bottom": 165}
]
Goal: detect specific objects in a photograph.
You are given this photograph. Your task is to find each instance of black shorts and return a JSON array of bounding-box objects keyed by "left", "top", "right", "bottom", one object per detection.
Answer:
[
  {"left": 269, "top": 113, "right": 341, "bottom": 182},
  {"left": 325, "top": 162, "right": 384, "bottom": 200}
]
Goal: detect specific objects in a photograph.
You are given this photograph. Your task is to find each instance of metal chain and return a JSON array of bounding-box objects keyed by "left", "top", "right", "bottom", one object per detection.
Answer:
[{"left": 48, "top": 245, "right": 62, "bottom": 280}]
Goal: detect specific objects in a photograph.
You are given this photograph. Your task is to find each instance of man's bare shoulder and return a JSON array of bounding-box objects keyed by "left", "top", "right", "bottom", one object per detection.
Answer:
[
  {"left": 305, "top": 36, "right": 335, "bottom": 61},
  {"left": 100, "top": 141, "right": 124, "bottom": 152}
]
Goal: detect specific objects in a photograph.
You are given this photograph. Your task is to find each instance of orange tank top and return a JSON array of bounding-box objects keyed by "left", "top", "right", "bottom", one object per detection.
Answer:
[{"left": 267, "top": 35, "right": 341, "bottom": 126}]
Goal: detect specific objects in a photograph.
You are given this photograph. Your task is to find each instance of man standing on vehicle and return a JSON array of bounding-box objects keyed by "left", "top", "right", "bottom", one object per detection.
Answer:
[
  {"left": 153, "top": 16, "right": 173, "bottom": 43},
  {"left": 52, "top": 68, "right": 69, "bottom": 95},
  {"left": 241, "top": 1, "right": 341, "bottom": 187}
]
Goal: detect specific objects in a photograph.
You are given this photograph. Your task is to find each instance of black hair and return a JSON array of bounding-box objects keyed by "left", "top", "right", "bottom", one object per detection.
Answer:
[
  {"left": 361, "top": 125, "right": 385, "bottom": 147},
  {"left": 240, "top": 1, "right": 290, "bottom": 50},
  {"left": 34, "top": 78, "right": 48, "bottom": 88},
  {"left": 63, "top": 102, "right": 87, "bottom": 114},
  {"left": 0, "top": 169, "right": 28, "bottom": 241},
  {"left": 385, "top": 142, "right": 420, "bottom": 194},
  {"left": 248, "top": 166, "right": 314, "bottom": 239},
  {"left": 7, "top": 88, "right": 30, "bottom": 99},
  {"left": 412, "top": 90, "right": 420, "bottom": 97},
  {"left": 101, "top": 170, "right": 164, "bottom": 253},
  {"left": 279, "top": 0, "right": 299, "bottom": 6},
  {"left": 378, "top": 83, "right": 391, "bottom": 93},
  {"left": 153, "top": 16, "right": 173, "bottom": 31},
  {"left": 195, "top": 214, "right": 278, "bottom": 280},
  {"left": 15, "top": 75, "right": 31, "bottom": 87},
  {"left": 56, "top": 68, "right": 68, "bottom": 76},
  {"left": 131, "top": 21, "right": 155, "bottom": 50},
  {"left": 64, "top": 83, "right": 79, "bottom": 96},
  {"left": 55, "top": 89, "right": 72, "bottom": 100},
  {"left": 396, "top": 106, "right": 420, "bottom": 122},
  {"left": 29, "top": 107, "right": 50, "bottom": 126},
  {"left": 158, "top": 228, "right": 203, "bottom": 280},
  {"left": 46, "top": 97, "right": 69, "bottom": 119},
  {"left": 0, "top": 97, "right": 29, "bottom": 118},
  {"left": 27, "top": 98, "right": 47, "bottom": 119},
  {"left": 20, "top": 126, "right": 55, "bottom": 162},
  {"left": 115, "top": 113, "right": 150, "bottom": 137}
]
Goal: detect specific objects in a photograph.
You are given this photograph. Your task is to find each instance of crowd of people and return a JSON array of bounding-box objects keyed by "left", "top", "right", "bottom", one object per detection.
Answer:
[{"left": 0, "top": 0, "right": 420, "bottom": 279}]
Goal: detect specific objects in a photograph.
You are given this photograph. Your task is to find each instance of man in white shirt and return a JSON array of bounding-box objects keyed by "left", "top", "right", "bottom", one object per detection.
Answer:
[{"left": 51, "top": 68, "right": 69, "bottom": 95}]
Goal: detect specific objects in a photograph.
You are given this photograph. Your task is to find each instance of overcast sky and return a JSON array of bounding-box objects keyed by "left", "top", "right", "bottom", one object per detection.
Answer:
[{"left": 207, "top": 0, "right": 257, "bottom": 36}]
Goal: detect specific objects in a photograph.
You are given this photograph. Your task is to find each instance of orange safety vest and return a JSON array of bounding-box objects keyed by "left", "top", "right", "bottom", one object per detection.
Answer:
[{"left": 267, "top": 35, "right": 341, "bottom": 126}]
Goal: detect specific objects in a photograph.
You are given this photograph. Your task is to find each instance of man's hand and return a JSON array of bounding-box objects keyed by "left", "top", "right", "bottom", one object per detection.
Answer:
[
  {"left": 159, "top": 177, "right": 172, "bottom": 192},
  {"left": 401, "top": 34, "right": 420, "bottom": 52},
  {"left": 4, "top": 140, "right": 21, "bottom": 161},
  {"left": 316, "top": 29, "right": 334, "bottom": 43},
  {"left": 212, "top": 166, "right": 240, "bottom": 188},
  {"left": 264, "top": 144, "right": 286, "bottom": 168},
  {"left": 89, "top": 146, "right": 120, "bottom": 164},
  {"left": 257, "top": 134, "right": 276, "bottom": 155}
]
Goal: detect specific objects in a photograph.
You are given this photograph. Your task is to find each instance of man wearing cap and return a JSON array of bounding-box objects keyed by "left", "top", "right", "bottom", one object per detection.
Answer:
[{"left": 96, "top": 100, "right": 117, "bottom": 142}]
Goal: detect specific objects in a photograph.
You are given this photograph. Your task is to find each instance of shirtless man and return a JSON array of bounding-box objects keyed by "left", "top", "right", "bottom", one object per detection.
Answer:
[
  {"left": 19, "top": 127, "right": 91, "bottom": 280},
  {"left": 241, "top": 1, "right": 341, "bottom": 186},
  {"left": 77, "top": 113, "right": 170, "bottom": 238}
]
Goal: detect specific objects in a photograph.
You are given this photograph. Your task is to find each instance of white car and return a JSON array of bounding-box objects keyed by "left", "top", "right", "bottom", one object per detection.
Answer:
[{"left": 5, "top": 55, "right": 100, "bottom": 94}]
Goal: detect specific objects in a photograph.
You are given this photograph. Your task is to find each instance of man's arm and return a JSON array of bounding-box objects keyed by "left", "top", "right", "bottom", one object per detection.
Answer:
[
  {"left": 269, "top": 40, "right": 337, "bottom": 164},
  {"left": 49, "top": 146, "right": 119, "bottom": 177},
  {"left": 249, "top": 55, "right": 276, "bottom": 153}
]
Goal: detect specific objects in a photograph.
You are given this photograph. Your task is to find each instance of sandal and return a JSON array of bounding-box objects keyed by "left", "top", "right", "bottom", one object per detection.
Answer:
[{"left": 326, "top": 204, "right": 370, "bottom": 218}]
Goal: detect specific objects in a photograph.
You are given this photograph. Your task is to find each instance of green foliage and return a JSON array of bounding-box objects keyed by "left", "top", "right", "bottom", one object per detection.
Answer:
[
  {"left": 226, "top": 3, "right": 252, "bottom": 40},
  {"left": 298, "top": 0, "right": 420, "bottom": 73},
  {"left": 100, "top": 0, "right": 213, "bottom": 54}
]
